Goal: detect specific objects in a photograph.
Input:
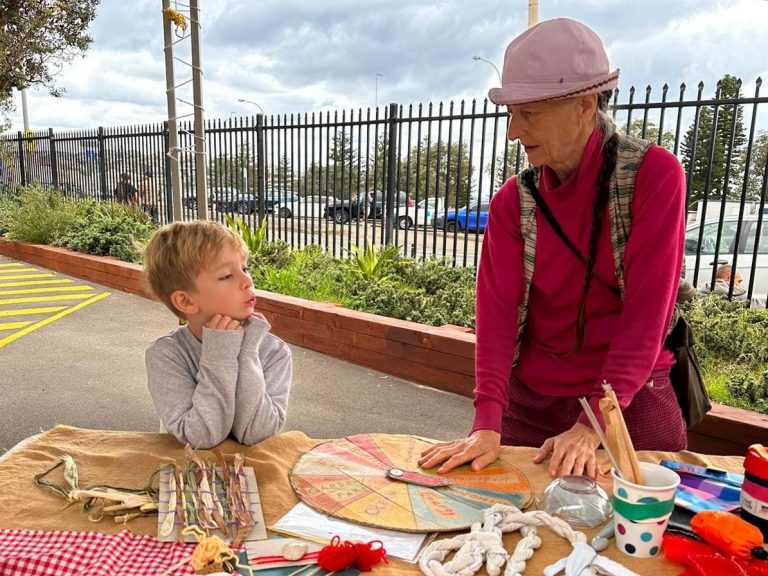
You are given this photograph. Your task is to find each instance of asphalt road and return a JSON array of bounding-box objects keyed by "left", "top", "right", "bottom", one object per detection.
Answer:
[{"left": 0, "top": 255, "right": 474, "bottom": 455}]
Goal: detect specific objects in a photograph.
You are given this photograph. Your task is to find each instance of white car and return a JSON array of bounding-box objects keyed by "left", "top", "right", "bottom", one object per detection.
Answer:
[
  {"left": 275, "top": 195, "right": 334, "bottom": 219},
  {"left": 396, "top": 197, "right": 444, "bottom": 230},
  {"left": 684, "top": 214, "right": 768, "bottom": 296}
]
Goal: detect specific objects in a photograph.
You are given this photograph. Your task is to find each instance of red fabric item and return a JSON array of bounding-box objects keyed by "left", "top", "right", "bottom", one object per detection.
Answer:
[
  {"left": 501, "top": 367, "right": 686, "bottom": 449},
  {"left": 663, "top": 534, "right": 768, "bottom": 576},
  {"left": 663, "top": 534, "right": 717, "bottom": 563},
  {"left": 0, "top": 529, "right": 196, "bottom": 576},
  {"left": 473, "top": 127, "right": 686, "bottom": 435},
  {"left": 687, "top": 554, "right": 749, "bottom": 576}
]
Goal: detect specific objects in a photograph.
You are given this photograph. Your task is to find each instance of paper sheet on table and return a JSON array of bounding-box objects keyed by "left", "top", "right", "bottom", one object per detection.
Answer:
[{"left": 270, "top": 503, "right": 433, "bottom": 563}]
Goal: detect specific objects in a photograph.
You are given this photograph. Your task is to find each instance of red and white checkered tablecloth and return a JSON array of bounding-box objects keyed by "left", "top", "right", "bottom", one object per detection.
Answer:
[{"left": 0, "top": 529, "right": 199, "bottom": 576}]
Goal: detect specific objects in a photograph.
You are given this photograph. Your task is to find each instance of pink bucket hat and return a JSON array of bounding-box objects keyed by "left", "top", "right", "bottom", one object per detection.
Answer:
[{"left": 489, "top": 18, "right": 619, "bottom": 106}]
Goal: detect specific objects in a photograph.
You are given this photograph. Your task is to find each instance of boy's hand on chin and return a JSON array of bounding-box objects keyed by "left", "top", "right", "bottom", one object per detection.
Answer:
[
  {"left": 205, "top": 314, "right": 243, "bottom": 331},
  {"left": 250, "top": 312, "right": 270, "bottom": 327}
]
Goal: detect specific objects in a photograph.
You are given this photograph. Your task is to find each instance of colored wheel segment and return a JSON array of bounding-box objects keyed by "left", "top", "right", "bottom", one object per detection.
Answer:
[{"left": 290, "top": 433, "right": 532, "bottom": 533}]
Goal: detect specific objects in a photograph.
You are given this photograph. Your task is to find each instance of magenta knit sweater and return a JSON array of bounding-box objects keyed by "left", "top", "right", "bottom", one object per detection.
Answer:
[{"left": 472, "top": 128, "right": 686, "bottom": 434}]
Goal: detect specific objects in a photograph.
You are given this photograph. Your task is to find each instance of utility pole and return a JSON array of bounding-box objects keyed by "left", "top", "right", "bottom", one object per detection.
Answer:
[
  {"left": 528, "top": 0, "right": 539, "bottom": 28},
  {"left": 189, "top": 0, "right": 208, "bottom": 220},
  {"left": 20, "top": 88, "right": 30, "bottom": 131},
  {"left": 162, "top": 0, "right": 183, "bottom": 222},
  {"left": 520, "top": 0, "right": 539, "bottom": 171}
]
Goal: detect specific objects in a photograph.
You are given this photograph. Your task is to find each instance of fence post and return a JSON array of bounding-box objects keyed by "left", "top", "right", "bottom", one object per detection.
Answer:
[
  {"left": 17, "top": 131, "right": 26, "bottom": 186},
  {"left": 48, "top": 128, "right": 59, "bottom": 189},
  {"left": 97, "top": 127, "right": 108, "bottom": 201},
  {"left": 162, "top": 121, "right": 174, "bottom": 222},
  {"left": 384, "top": 102, "right": 399, "bottom": 245},
  {"left": 256, "top": 113, "right": 266, "bottom": 226}
]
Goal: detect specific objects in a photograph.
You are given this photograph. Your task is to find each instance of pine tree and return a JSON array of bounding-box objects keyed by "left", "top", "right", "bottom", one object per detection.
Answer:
[{"left": 680, "top": 74, "right": 747, "bottom": 205}]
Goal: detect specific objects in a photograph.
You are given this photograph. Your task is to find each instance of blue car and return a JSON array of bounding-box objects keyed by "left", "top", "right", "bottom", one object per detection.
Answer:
[{"left": 433, "top": 201, "right": 490, "bottom": 233}]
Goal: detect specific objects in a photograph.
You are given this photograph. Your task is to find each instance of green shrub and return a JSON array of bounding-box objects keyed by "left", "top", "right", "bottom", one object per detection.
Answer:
[
  {"left": 727, "top": 371, "right": 768, "bottom": 413},
  {"left": 2, "top": 184, "right": 84, "bottom": 244},
  {"left": 55, "top": 202, "right": 156, "bottom": 263},
  {"left": 0, "top": 195, "right": 17, "bottom": 236},
  {"left": 345, "top": 258, "right": 476, "bottom": 328},
  {"left": 347, "top": 243, "right": 400, "bottom": 283},
  {"left": 684, "top": 295, "right": 768, "bottom": 368},
  {"left": 251, "top": 244, "right": 348, "bottom": 304},
  {"left": 225, "top": 214, "right": 268, "bottom": 254}
]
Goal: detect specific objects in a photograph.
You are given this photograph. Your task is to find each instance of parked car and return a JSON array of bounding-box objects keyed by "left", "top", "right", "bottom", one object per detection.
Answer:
[
  {"left": 685, "top": 214, "right": 768, "bottom": 295},
  {"left": 186, "top": 188, "right": 300, "bottom": 215},
  {"left": 325, "top": 191, "right": 413, "bottom": 224},
  {"left": 396, "top": 197, "right": 444, "bottom": 230},
  {"left": 275, "top": 195, "right": 335, "bottom": 218},
  {"left": 183, "top": 188, "right": 236, "bottom": 212},
  {"left": 433, "top": 202, "right": 490, "bottom": 233}
]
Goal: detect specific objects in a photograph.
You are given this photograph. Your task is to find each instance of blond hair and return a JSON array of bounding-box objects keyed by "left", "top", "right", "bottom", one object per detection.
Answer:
[{"left": 143, "top": 220, "right": 247, "bottom": 318}]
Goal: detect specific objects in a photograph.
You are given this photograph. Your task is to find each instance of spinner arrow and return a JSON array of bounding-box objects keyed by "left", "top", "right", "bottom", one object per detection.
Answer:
[{"left": 289, "top": 433, "right": 532, "bottom": 532}]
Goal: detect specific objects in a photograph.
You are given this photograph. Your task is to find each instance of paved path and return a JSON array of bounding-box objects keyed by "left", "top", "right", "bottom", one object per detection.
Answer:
[{"left": 0, "top": 255, "right": 474, "bottom": 454}]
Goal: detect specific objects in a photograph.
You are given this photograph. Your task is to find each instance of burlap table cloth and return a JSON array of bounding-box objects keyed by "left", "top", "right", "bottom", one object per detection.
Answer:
[{"left": 0, "top": 426, "right": 745, "bottom": 575}]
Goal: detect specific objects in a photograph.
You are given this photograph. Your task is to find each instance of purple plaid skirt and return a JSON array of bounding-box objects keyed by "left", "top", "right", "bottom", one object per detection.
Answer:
[{"left": 501, "top": 367, "right": 687, "bottom": 451}]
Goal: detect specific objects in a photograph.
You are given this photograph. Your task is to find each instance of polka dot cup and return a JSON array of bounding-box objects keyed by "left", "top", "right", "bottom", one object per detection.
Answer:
[{"left": 611, "top": 462, "right": 680, "bottom": 558}]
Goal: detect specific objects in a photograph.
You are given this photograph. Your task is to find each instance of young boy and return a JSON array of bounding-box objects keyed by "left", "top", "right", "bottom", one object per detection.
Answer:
[{"left": 143, "top": 220, "right": 291, "bottom": 448}]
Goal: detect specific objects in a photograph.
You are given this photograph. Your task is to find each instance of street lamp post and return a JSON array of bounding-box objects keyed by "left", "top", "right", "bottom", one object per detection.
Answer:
[
  {"left": 237, "top": 98, "right": 265, "bottom": 115},
  {"left": 472, "top": 56, "right": 502, "bottom": 83},
  {"left": 375, "top": 73, "right": 383, "bottom": 109}
]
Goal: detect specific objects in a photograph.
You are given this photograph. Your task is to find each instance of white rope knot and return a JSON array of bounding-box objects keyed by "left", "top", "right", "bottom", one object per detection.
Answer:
[
  {"left": 543, "top": 541, "right": 641, "bottom": 576},
  {"left": 419, "top": 517, "right": 509, "bottom": 576},
  {"left": 419, "top": 504, "right": 592, "bottom": 576}
]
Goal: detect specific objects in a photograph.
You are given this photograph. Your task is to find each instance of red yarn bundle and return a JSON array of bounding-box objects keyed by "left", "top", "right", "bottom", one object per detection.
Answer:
[{"left": 317, "top": 535, "right": 388, "bottom": 572}]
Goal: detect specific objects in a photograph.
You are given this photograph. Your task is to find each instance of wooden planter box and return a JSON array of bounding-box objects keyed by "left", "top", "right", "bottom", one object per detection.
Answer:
[{"left": 2, "top": 238, "right": 765, "bottom": 457}]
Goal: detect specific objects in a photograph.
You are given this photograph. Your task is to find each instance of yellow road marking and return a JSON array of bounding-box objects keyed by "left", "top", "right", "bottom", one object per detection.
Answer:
[
  {"left": 0, "top": 263, "right": 24, "bottom": 268},
  {"left": 0, "top": 294, "right": 93, "bottom": 305},
  {"left": 0, "top": 306, "right": 67, "bottom": 317},
  {"left": 0, "top": 321, "right": 33, "bottom": 330},
  {"left": 0, "top": 273, "right": 55, "bottom": 281},
  {"left": 0, "top": 292, "right": 110, "bottom": 348},
  {"left": 0, "top": 268, "right": 38, "bottom": 274},
  {"left": 0, "top": 279, "right": 74, "bottom": 288},
  {"left": 0, "top": 285, "right": 93, "bottom": 296}
]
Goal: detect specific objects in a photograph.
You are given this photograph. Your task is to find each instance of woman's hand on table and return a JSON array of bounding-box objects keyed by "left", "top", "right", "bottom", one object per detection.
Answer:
[
  {"left": 533, "top": 423, "right": 601, "bottom": 478},
  {"left": 417, "top": 429, "right": 501, "bottom": 473}
]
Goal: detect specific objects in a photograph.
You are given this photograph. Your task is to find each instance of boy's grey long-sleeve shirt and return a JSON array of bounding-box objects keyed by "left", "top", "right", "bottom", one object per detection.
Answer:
[{"left": 145, "top": 319, "right": 291, "bottom": 448}]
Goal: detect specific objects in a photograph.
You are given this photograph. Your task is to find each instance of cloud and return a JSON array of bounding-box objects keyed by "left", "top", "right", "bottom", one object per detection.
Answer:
[{"left": 3, "top": 0, "right": 768, "bottom": 132}]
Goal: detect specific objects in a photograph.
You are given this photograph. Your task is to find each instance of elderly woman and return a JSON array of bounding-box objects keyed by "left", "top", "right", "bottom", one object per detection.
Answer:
[{"left": 420, "top": 18, "right": 686, "bottom": 478}]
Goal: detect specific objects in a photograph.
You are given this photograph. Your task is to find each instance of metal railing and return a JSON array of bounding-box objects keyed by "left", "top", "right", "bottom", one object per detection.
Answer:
[{"left": 2, "top": 77, "right": 767, "bottom": 301}]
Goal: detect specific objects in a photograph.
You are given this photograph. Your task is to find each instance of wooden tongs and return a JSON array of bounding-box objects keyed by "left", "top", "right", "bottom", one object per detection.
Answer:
[
  {"left": 598, "top": 382, "right": 644, "bottom": 485},
  {"left": 579, "top": 382, "right": 645, "bottom": 485}
]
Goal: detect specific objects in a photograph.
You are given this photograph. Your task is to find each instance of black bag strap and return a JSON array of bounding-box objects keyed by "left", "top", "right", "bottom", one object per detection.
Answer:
[{"left": 522, "top": 170, "right": 621, "bottom": 297}]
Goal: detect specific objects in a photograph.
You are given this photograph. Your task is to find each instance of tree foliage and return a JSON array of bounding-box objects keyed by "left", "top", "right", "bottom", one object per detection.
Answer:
[
  {"left": 623, "top": 118, "right": 675, "bottom": 150},
  {"left": 745, "top": 131, "right": 768, "bottom": 202},
  {"left": 0, "top": 0, "right": 99, "bottom": 105},
  {"left": 396, "top": 138, "right": 474, "bottom": 208},
  {"left": 680, "top": 75, "right": 747, "bottom": 204},
  {"left": 296, "top": 131, "right": 361, "bottom": 198},
  {"left": 207, "top": 145, "right": 257, "bottom": 193}
]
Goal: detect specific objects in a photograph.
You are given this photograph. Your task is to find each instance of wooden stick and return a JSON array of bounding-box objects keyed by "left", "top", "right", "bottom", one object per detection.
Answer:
[
  {"left": 599, "top": 397, "right": 635, "bottom": 483},
  {"left": 578, "top": 397, "right": 624, "bottom": 478},
  {"left": 603, "top": 384, "right": 644, "bottom": 485}
]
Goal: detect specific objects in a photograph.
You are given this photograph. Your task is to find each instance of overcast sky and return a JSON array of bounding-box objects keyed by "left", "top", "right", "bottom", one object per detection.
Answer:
[{"left": 5, "top": 0, "right": 768, "bottom": 132}]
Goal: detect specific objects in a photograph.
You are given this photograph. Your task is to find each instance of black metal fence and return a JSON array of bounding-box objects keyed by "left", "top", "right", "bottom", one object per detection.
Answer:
[{"left": 2, "top": 77, "right": 768, "bottom": 300}]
